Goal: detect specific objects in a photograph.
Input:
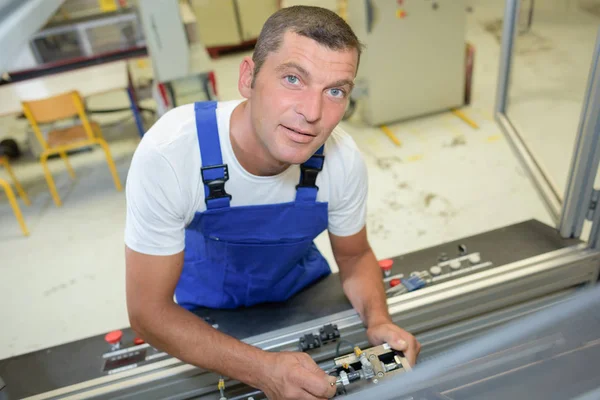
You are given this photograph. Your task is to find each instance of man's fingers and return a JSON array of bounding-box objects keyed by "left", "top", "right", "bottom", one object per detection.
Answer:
[
  {"left": 299, "top": 389, "right": 331, "bottom": 400},
  {"left": 298, "top": 371, "right": 337, "bottom": 399},
  {"left": 403, "top": 347, "right": 417, "bottom": 367},
  {"left": 390, "top": 337, "right": 408, "bottom": 351},
  {"left": 370, "top": 326, "right": 408, "bottom": 352}
]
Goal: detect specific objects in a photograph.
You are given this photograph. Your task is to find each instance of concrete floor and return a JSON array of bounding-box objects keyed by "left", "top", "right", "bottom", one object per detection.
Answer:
[{"left": 0, "top": 0, "right": 597, "bottom": 360}]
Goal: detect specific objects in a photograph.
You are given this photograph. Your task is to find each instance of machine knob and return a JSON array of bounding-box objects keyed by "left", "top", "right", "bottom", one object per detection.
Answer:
[
  {"left": 390, "top": 278, "right": 402, "bottom": 288},
  {"left": 133, "top": 337, "right": 145, "bottom": 345},
  {"left": 429, "top": 266, "right": 442, "bottom": 276},
  {"left": 379, "top": 259, "right": 393, "bottom": 277},
  {"left": 468, "top": 253, "right": 481, "bottom": 265},
  {"left": 438, "top": 253, "right": 449, "bottom": 262},
  {"left": 450, "top": 259, "right": 461, "bottom": 270},
  {"left": 458, "top": 244, "right": 467, "bottom": 256},
  {"left": 105, "top": 330, "right": 122, "bottom": 350}
]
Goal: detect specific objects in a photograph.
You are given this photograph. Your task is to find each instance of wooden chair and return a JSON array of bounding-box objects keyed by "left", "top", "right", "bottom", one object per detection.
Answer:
[
  {"left": 0, "top": 155, "right": 30, "bottom": 236},
  {"left": 21, "top": 90, "right": 122, "bottom": 207}
]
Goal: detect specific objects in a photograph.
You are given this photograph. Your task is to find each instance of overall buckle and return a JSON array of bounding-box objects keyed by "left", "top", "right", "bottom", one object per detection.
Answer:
[
  {"left": 296, "top": 154, "right": 324, "bottom": 189},
  {"left": 201, "top": 164, "right": 232, "bottom": 203}
]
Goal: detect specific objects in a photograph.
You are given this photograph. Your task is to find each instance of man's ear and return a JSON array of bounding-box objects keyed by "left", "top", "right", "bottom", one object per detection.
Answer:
[{"left": 238, "top": 56, "right": 255, "bottom": 98}]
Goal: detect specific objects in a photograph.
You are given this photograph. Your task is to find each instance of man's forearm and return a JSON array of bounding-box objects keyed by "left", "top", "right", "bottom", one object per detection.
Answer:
[
  {"left": 131, "top": 302, "right": 269, "bottom": 389},
  {"left": 337, "top": 248, "right": 392, "bottom": 327}
]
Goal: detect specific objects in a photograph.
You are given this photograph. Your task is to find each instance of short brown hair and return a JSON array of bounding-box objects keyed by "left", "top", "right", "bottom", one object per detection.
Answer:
[{"left": 252, "top": 6, "right": 363, "bottom": 85}]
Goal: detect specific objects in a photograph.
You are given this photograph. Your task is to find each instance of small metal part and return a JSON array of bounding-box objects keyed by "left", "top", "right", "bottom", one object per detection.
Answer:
[
  {"left": 359, "top": 353, "right": 374, "bottom": 379},
  {"left": 384, "top": 362, "right": 398, "bottom": 372},
  {"left": 218, "top": 377, "right": 226, "bottom": 399},
  {"left": 347, "top": 371, "right": 361, "bottom": 382},
  {"left": 320, "top": 324, "right": 340, "bottom": 344},
  {"left": 339, "top": 370, "right": 350, "bottom": 386},
  {"left": 373, "top": 379, "right": 379, "bottom": 384},
  {"left": 333, "top": 344, "right": 409, "bottom": 389},
  {"left": 299, "top": 333, "right": 321, "bottom": 351}
]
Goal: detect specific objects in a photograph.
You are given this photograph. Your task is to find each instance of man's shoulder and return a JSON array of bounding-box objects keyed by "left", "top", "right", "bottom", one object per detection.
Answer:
[
  {"left": 141, "top": 103, "right": 197, "bottom": 150},
  {"left": 325, "top": 125, "right": 362, "bottom": 162}
]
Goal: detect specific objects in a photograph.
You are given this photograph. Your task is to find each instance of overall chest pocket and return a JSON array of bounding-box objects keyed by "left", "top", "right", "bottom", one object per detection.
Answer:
[{"left": 213, "top": 235, "right": 313, "bottom": 281}]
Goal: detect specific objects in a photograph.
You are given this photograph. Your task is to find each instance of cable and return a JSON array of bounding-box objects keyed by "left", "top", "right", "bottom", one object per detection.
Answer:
[{"left": 335, "top": 339, "right": 357, "bottom": 357}]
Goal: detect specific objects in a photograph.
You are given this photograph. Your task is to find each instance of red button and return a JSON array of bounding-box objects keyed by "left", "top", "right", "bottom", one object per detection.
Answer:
[
  {"left": 379, "top": 259, "right": 393, "bottom": 271},
  {"left": 390, "top": 278, "right": 402, "bottom": 287},
  {"left": 133, "top": 337, "right": 145, "bottom": 345},
  {"left": 105, "top": 330, "right": 123, "bottom": 344}
]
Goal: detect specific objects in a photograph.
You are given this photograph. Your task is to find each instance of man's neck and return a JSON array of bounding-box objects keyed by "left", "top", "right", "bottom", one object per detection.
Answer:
[{"left": 230, "top": 101, "right": 290, "bottom": 176}]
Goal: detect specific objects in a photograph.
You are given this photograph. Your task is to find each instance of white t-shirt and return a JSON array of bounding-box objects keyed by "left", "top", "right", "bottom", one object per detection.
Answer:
[{"left": 125, "top": 100, "right": 368, "bottom": 256}]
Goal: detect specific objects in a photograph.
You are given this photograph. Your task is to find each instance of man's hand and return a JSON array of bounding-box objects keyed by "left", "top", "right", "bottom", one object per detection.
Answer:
[
  {"left": 366, "top": 323, "right": 421, "bottom": 366},
  {"left": 258, "top": 352, "right": 337, "bottom": 400}
]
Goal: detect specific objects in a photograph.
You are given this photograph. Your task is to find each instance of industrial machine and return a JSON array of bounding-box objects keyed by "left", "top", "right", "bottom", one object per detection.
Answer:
[
  {"left": 343, "top": 283, "right": 600, "bottom": 400},
  {"left": 137, "top": 0, "right": 216, "bottom": 114},
  {"left": 1, "top": 218, "right": 599, "bottom": 399},
  {"left": 345, "top": 0, "right": 468, "bottom": 126}
]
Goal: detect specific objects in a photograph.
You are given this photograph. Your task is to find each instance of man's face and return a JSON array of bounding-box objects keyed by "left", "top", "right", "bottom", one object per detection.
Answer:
[{"left": 245, "top": 32, "right": 358, "bottom": 165}]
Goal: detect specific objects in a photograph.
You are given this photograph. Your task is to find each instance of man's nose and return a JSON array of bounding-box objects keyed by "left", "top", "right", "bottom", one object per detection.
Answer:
[{"left": 296, "top": 89, "right": 322, "bottom": 123}]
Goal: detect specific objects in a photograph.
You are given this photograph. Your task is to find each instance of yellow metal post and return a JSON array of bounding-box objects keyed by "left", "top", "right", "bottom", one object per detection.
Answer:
[
  {"left": 0, "top": 178, "right": 29, "bottom": 236},
  {"left": 0, "top": 157, "right": 30, "bottom": 206}
]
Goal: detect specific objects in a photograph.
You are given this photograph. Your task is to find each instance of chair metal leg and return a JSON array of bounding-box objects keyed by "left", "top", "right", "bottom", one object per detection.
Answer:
[
  {"left": 41, "top": 152, "right": 62, "bottom": 206},
  {"left": 59, "top": 151, "right": 76, "bottom": 179},
  {"left": 96, "top": 139, "right": 122, "bottom": 191},
  {"left": 93, "top": 124, "right": 106, "bottom": 142},
  {"left": 0, "top": 178, "right": 29, "bottom": 236},
  {"left": 0, "top": 157, "right": 30, "bottom": 206}
]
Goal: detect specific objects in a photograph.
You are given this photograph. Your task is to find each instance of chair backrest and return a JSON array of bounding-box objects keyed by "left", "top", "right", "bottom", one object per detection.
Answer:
[
  {"left": 21, "top": 91, "right": 95, "bottom": 150},
  {"left": 22, "top": 91, "right": 81, "bottom": 123}
]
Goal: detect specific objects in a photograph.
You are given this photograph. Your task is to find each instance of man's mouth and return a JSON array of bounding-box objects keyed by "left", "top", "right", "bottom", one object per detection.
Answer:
[{"left": 282, "top": 125, "right": 314, "bottom": 137}]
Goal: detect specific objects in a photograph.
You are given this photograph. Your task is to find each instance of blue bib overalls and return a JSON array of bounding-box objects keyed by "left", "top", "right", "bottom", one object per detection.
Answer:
[{"left": 174, "top": 101, "right": 331, "bottom": 309}]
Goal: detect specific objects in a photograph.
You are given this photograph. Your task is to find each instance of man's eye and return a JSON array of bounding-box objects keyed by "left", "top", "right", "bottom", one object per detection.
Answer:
[
  {"left": 285, "top": 75, "right": 299, "bottom": 85},
  {"left": 329, "top": 88, "right": 345, "bottom": 98}
]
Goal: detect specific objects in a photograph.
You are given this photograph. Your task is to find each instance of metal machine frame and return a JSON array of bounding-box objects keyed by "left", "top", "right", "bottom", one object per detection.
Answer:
[{"left": 495, "top": 0, "right": 600, "bottom": 236}]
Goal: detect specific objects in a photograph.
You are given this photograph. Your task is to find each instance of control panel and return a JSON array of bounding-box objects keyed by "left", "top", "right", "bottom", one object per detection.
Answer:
[
  {"left": 101, "top": 317, "right": 218, "bottom": 375},
  {"left": 379, "top": 245, "right": 492, "bottom": 299}
]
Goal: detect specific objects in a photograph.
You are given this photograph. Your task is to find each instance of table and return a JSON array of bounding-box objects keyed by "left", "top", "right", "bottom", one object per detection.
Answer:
[{"left": 0, "top": 60, "right": 145, "bottom": 136}]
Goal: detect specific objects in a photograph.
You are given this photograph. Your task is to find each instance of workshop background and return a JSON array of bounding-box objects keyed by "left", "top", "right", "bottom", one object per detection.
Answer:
[{"left": 0, "top": 0, "right": 597, "bottom": 361}]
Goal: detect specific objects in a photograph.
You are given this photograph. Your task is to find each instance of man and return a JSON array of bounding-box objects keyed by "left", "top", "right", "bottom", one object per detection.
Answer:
[{"left": 125, "top": 5, "right": 420, "bottom": 400}]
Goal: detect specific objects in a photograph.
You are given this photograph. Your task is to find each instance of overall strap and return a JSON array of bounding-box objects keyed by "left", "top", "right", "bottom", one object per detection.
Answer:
[
  {"left": 295, "top": 145, "right": 325, "bottom": 203},
  {"left": 194, "top": 101, "right": 231, "bottom": 209}
]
